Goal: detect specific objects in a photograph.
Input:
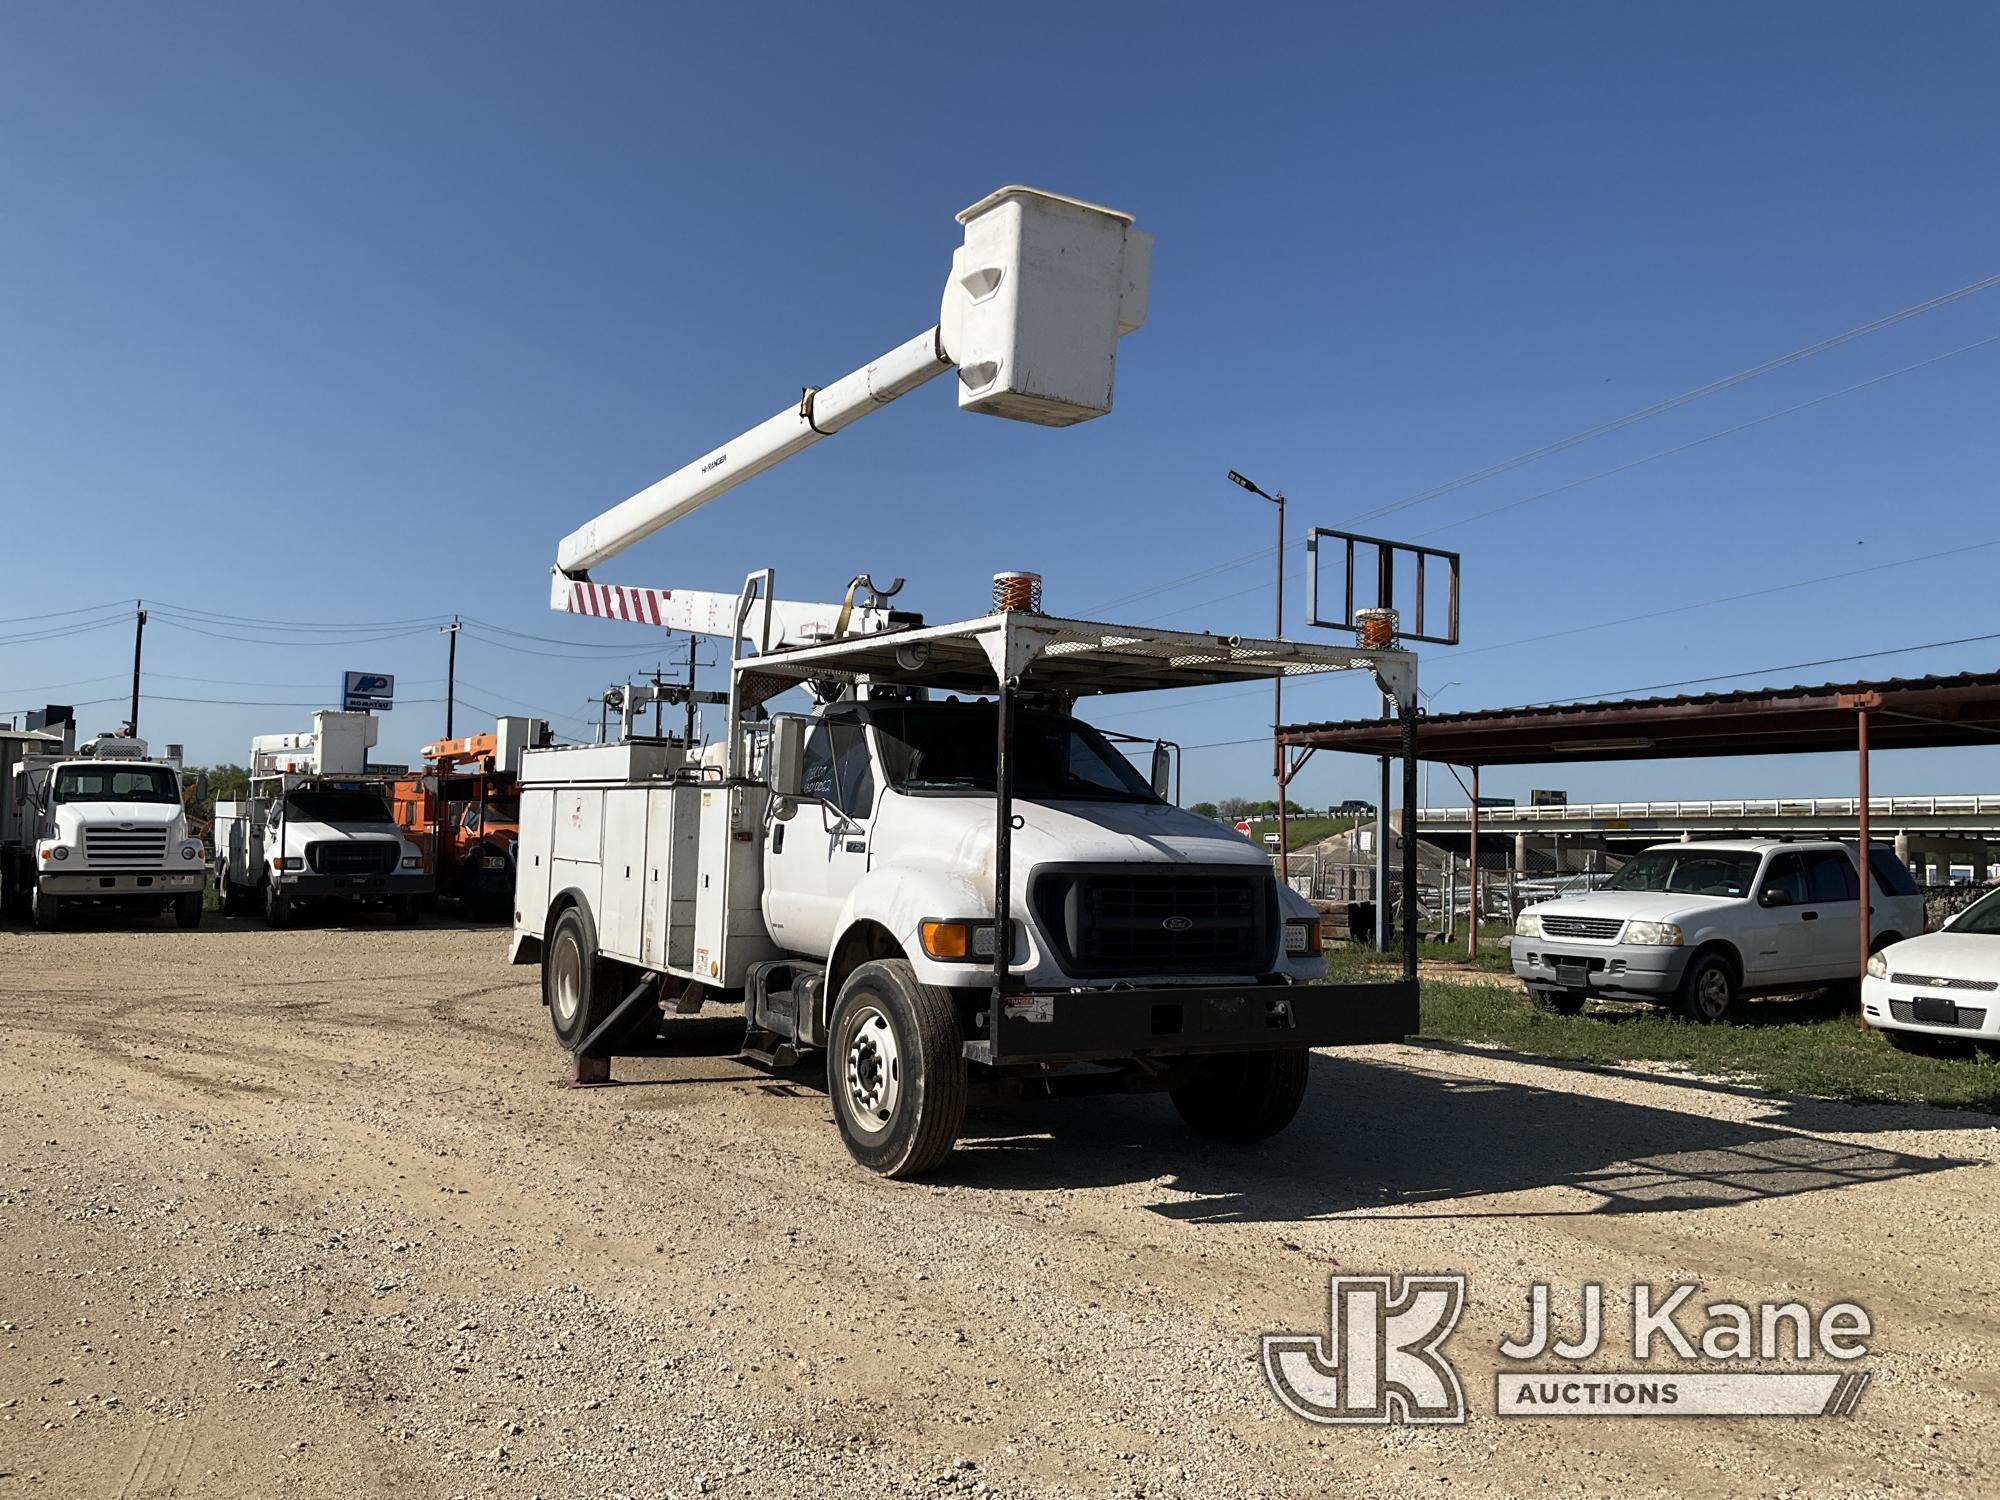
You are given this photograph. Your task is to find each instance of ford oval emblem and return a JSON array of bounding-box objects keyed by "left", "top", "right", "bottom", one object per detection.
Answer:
[{"left": 1162, "top": 915, "right": 1194, "bottom": 932}]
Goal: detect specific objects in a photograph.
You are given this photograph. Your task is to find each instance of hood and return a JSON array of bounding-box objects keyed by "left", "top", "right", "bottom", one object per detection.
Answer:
[
  {"left": 1531, "top": 889, "right": 1725, "bottom": 925},
  {"left": 875, "top": 793, "right": 1269, "bottom": 877},
  {"left": 1876, "top": 930, "right": 2000, "bottom": 980},
  {"left": 54, "top": 801, "right": 184, "bottom": 834},
  {"left": 283, "top": 818, "right": 404, "bottom": 842}
]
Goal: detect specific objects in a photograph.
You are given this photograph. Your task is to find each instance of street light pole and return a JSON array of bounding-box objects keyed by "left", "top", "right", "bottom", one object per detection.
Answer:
[
  {"left": 1416, "top": 681, "right": 1459, "bottom": 809},
  {"left": 1229, "top": 470, "right": 1289, "bottom": 880}
]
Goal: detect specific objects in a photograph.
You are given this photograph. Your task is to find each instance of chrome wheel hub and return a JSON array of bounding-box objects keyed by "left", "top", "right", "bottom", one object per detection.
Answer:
[{"left": 843, "top": 1005, "right": 901, "bottom": 1136}]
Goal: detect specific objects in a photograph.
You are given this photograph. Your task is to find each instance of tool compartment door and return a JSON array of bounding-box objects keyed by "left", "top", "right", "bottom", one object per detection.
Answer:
[{"left": 598, "top": 788, "right": 648, "bottom": 962}]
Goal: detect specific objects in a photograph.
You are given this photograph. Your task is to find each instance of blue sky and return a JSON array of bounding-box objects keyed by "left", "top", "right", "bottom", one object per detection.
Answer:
[{"left": 4, "top": 2, "right": 1996, "bottom": 806}]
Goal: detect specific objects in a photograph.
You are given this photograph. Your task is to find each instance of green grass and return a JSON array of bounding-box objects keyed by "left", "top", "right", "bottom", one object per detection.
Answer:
[{"left": 1327, "top": 945, "right": 2000, "bottom": 1112}]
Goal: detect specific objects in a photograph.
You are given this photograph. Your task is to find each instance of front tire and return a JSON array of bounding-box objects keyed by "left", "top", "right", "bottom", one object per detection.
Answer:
[
  {"left": 391, "top": 894, "right": 421, "bottom": 926},
  {"left": 1170, "top": 1048, "right": 1311, "bottom": 1143},
  {"left": 1677, "top": 951, "right": 1738, "bottom": 1023},
  {"left": 29, "top": 881, "right": 60, "bottom": 932},
  {"left": 826, "top": 960, "right": 967, "bottom": 1179},
  {"left": 262, "top": 880, "right": 292, "bottom": 928},
  {"left": 173, "top": 892, "right": 203, "bottom": 930}
]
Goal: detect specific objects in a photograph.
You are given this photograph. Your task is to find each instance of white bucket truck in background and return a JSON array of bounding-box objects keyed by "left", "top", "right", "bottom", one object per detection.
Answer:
[
  {"left": 2, "top": 725, "right": 207, "bottom": 931},
  {"left": 509, "top": 187, "right": 1425, "bottom": 1177},
  {"left": 214, "top": 710, "right": 432, "bottom": 926}
]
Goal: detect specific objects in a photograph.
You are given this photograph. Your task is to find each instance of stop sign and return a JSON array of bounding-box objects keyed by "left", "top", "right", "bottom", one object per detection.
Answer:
[{"left": 1234, "top": 820, "right": 1252, "bottom": 836}]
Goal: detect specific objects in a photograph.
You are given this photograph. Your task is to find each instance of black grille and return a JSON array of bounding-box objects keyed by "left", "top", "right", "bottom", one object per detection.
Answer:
[
  {"left": 1033, "top": 868, "right": 1273, "bottom": 978},
  {"left": 1541, "top": 914, "right": 1625, "bottom": 940},
  {"left": 306, "top": 840, "right": 398, "bottom": 876},
  {"left": 1890, "top": 973, "right": 1998, "bottom": 993},
  {"left": 1888, "top": 999, "right": 1988, "bottom": 1030}
]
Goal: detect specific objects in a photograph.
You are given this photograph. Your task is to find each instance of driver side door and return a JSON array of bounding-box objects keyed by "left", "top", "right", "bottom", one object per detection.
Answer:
[{"left": 762, "top": 719, "right": 875, "bottom": 957}]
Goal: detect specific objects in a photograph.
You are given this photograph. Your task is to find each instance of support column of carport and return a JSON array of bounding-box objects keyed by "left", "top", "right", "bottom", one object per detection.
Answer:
[
  {"left": 1402, "top": 706, "right": 1419, "bottom": 983},
  {"left": 1468, "top": 766, "right": 1481, "bottom": 958},
  {"left": 1841, "top": 689, "right": 1880, "bottom": 1029}
]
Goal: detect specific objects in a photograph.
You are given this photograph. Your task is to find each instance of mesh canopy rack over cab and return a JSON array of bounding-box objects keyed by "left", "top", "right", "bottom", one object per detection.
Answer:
[{"left": 733, "top": 612, "right": 1408, "bottom": 710}]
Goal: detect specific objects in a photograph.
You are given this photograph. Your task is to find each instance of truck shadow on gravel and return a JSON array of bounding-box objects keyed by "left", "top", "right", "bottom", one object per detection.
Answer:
[{"left": 932, "top": 1053, "right": 1975, "bottom": 1223}]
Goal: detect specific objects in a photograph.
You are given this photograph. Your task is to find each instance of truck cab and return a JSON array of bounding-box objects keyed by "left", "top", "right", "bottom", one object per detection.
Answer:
[
  {"left": 4, "top": 734, "right": 206, "bottom": 931},
  {"left": 762, "top": 698, "right": 1323, "bottom": 993}
]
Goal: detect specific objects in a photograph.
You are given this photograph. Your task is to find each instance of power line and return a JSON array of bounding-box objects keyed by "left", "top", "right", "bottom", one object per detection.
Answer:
[
  {"left": 0, "top": 598, "right": 130, "bottom": 626},
  {"left": 147, "top": 599, "right": 451, "bottom": 631},
  {"left": 1531, "top": 629, "right": 2000, "bottom": 707},
  {"left": 1410, "top": 332, "right": 2000, "bottom": 541},
  {"left": 1344, "top": 269, "right": 2000, "bottom": 529},
  {"left": 458, "top": 614, "right": 673, "bottom": 649}
]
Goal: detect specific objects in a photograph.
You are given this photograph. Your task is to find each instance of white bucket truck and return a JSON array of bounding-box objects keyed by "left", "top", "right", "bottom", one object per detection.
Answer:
[
  {"left": 510, "top": 188, "right": 1423, "bottom": 1176},
  {"left": 2, "top": 725, "right": 207, "bottom": 931},
  {"left": 214, "top": 710, "right": 432, "bottom": 926}
]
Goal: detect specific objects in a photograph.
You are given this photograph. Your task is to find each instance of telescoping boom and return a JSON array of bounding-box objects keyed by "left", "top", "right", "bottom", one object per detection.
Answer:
[{"left": 550, "top": 187, "right": 1153, "bottom": 640}]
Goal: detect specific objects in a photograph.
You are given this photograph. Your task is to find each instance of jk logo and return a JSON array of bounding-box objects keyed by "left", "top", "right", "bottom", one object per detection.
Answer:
[{"left": 1262, "top": 1274, "right": 1468, "bottom": 1425}]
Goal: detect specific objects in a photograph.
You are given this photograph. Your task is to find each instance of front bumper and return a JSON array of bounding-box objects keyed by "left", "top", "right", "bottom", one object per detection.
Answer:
[
  {"left": 276, "top": 871, "right": 434, "bottom": 899},
  {"left": 39, "top": 870, "right": 205, "bottom": 896},
  {"left": 965, "top": 979, "right": 1420, "bottom": 1066},
  {"left": 1510, "top": 937, "right": 1691, "bottom": 1000},
  {"left": 1863, "top": 975, "right": 2000, "bottom": 1039}
]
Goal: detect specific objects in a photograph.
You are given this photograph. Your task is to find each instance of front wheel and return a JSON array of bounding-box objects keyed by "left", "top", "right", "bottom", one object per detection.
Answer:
[
  {"left": 262, "top": 880, "right": 292, "bottom": 928},
  {"left": 173, "top": 892, "right": 204, "bottom": 930},
  {"left": 1677, "top": 951, "right": 1738, "bottom": 1023},
  {"left": 391, "top": 894, "right": 421, "bottom": 926},
  {"left": 827, "top": 960, "right": 967, "bottom": 1178},
  {"left": 29, "top": 881, "right": 61, "bottom": 932},
  {"left": 1170, "top": 1048, "right": 1311, "bottom": 1144}
]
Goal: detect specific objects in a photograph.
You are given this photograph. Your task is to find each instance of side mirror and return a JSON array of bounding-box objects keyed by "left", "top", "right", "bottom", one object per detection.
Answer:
[
  {"left": 1760, "top": 886, "right": 1793, "bottom": 908},
  {"left": 768, "top": 715, "right": 808, "bottom": 799},
  {"left": 1150, "top": 741, "right": 1173, "bottom": 802}
]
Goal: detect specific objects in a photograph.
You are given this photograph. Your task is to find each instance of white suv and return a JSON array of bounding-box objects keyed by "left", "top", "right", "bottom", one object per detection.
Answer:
[{"left": 1510, "top": 839, "right": 1924, "bottom": 1022}]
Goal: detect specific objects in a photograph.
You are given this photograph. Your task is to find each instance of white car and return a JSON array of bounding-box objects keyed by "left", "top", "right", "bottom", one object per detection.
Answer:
[
  {"left": 1864, "top": 887, "right": 2000, "bottom": 1051},
  {"left": 1510, "top": 839, "right": 1925, "bottom": 1023}
]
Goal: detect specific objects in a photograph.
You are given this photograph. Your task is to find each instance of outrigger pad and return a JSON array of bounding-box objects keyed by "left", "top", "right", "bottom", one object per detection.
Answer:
[{"left": 568, "top": 1052, "right": 614, "bottom": 1087}]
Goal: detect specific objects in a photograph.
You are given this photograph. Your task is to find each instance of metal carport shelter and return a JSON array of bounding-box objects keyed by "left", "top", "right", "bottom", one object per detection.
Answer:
[{"left": 1279, "top": 670, "right": 2000, "bottom": 979}]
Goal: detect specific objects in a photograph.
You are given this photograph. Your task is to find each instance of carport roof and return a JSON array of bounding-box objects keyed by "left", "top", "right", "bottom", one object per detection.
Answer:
[{"left": 1279, "top": 670, "right": 2000, "bottom": 767}]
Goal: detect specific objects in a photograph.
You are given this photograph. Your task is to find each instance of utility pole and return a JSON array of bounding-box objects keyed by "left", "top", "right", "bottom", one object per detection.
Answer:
[
  {"left": 651, "top": 659, "right": 666, "bottom": 738},
  {"left": 685, "top": 632, "right": 699, "bottom": 743},
  {"left": 1228, "top": 471, "right": 1289, "bottom": 882},
  {"left": 441, "top": 616, "right": 461, "bottom": 739},
  {"left": 128, "top": 601, "right": 147, "bottom": 736}
]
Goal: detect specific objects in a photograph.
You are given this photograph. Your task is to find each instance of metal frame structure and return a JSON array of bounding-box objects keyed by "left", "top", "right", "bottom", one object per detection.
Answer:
[
  {"left": 1280, "top": 669, "right": 2000, "bottom": 993},
  {"left": 1305, "top": 528, "right": 1462, "bottom": 646}
]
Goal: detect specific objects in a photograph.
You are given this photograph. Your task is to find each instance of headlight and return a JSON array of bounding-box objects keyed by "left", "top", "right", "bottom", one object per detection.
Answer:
[
  {"left": 481, "top": 855, "right": 507, "bottom": 870},
  {"left": 277, "top": 856, "right": 303, "bottom": 871},
  {"left": 1866, "top": 950, "right": 1889, "bottom": 979},
  {"left": 1515, "top": 910, "right": 1542, "bottom": 939},
  {"left": 51, "top": 846, "right": 70, "bottom": 862},
  {"left": 920, "top": 919, "right": 995, "bottom": 961},
  {"left": 1624, "top": 921, "right": 1683, "bottom": 947},
  {"left": 180, "top": 841, "right": 202, "bottom": 861},
  {"left": 1284, "top": 918, "right": 1321, "bottom": 955},
  {"left": 401, "top": 856, "right": 422, "bottom": 870}
]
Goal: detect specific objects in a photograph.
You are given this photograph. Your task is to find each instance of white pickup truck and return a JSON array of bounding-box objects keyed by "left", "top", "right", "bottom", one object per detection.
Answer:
[{"left": 1511, "top": 838, "right": 1925, "bottom": 1021}]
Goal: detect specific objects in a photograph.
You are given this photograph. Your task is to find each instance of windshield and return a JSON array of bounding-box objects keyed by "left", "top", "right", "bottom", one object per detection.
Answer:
[
  {"left": 868, "top": 703, "right": 1158, "bottom": 803},
  {"left": 286, "top": 789, "right": 393, "bottom": 824},
  {"left": 461, "top": 797, "right": 520, "bottom": 831},
  {"left": 1605, "top": 848, "right": 1763, "bottom": 898},
  {"left": 53, "top": 765, "right": 180, "bottom": 805},
  {"left": 1950, "top": 889, "right": 2000, "bottom": 935}
]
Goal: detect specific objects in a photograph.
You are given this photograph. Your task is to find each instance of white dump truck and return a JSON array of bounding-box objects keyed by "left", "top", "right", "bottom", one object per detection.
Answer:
[
  {"left": 1, "top": 726, "right": 208, "bottom": 931},
  {"left": 214, "top": 710, "right": 432, "bottom": 926},
  {"left": 509, "top": 186, "right": 1425, "bottom": 1177}
]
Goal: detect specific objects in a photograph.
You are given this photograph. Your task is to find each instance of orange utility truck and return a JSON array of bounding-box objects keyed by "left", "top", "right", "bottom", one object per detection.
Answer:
[{"left": 390, "top": 717, "right": 546, "bottom": 915}]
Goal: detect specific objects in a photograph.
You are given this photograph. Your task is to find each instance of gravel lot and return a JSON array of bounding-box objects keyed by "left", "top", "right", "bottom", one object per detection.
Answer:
[{"left": 2, "top": 918, "right": 1995, "bottom": 1498}]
